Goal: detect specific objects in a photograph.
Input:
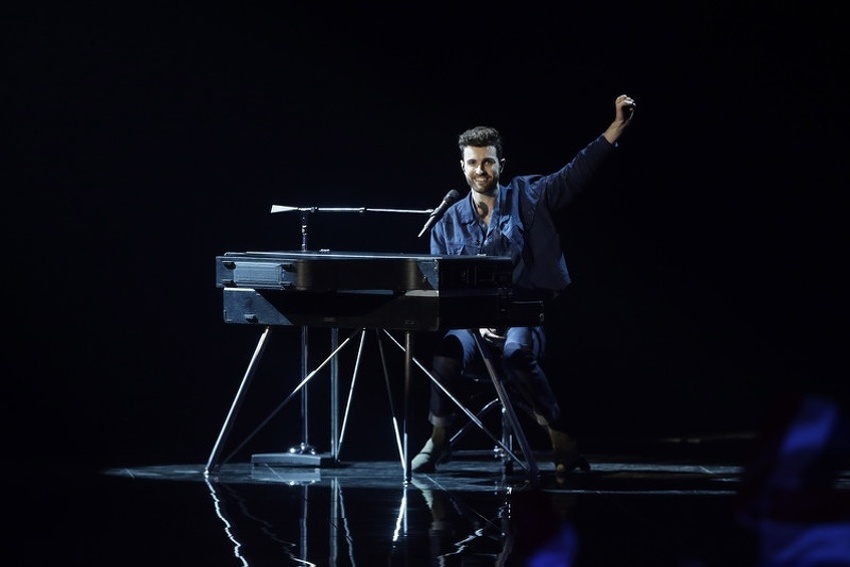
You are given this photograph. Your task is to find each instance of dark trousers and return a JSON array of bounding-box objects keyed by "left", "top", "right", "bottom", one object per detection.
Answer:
[{"left": 427, "top": 326, "right": 565, "bottom": 432}]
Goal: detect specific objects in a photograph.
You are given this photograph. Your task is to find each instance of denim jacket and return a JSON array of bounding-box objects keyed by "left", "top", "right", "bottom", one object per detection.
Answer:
[{"left": 430, "top": 134, "right": 615, "bottom": 300}]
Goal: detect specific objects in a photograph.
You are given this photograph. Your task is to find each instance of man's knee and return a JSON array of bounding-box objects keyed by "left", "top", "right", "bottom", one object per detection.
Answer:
[
  {"left": 433, "top": 354, "right": 461, "bottom": 381},
  {"left": 503, "top": 342, "right": 536, "bottom": 368}
]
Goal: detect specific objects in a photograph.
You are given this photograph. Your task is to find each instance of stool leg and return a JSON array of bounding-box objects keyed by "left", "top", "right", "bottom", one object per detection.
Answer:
[
  {"left": 474, "top": 334, "right": 539, "bottom": 478},
  {"left": 500, "top": 403, "right": 514, "bottom": 473}
]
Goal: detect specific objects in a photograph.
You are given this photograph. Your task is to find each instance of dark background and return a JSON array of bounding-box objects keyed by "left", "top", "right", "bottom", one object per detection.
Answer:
[{"left": 6, "top": 5, "right": 845, "bottom": 471}]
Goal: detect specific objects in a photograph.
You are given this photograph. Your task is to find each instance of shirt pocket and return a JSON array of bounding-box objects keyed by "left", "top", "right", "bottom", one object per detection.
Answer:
[
  {"left": 460, "top": 243, "right": 484, "bottom": 255},
  {"left": 443, "top": 241, "right": 482, "bottom": 255}
]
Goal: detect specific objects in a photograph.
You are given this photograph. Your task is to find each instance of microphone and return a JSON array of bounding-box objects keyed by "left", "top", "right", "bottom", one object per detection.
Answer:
[{"left": 418, "top": 189, "right": 461, "bottom": 237}]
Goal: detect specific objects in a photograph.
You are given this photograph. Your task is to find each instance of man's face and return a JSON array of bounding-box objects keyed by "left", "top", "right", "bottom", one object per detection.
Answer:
[{"left": 461, "top": 145, "right": 502, "bottom": 195}]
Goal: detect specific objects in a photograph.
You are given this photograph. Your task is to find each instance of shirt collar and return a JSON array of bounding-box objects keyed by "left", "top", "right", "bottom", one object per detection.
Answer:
[{"left": 458, "top": 186, "right": 503, "bottom": 224}]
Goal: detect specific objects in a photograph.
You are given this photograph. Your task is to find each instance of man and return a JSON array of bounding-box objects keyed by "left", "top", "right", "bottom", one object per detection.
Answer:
[{"left": 412, "top": 94, "right": 636, "bottom": 474}]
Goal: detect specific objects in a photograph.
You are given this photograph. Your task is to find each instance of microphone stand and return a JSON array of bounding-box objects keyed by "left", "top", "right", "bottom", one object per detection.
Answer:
[{"left": 264, "top": 204, "right": 432, "bottom": 467}]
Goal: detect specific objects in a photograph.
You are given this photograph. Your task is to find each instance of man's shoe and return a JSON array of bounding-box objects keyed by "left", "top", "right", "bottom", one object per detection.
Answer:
[
  {"left": 552, "top": 449, "right": 591, "bottom": 474},
  {"left": 411, "top": 438, "right": 451, "bottom": 473}
]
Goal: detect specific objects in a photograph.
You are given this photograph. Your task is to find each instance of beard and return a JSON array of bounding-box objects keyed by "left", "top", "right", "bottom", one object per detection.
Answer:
[{"left": 469, "top": 175, "right": 498, "bottom": 195}]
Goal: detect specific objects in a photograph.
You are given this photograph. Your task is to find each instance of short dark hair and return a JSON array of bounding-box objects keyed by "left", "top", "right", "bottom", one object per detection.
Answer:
[{"left": 458, "top": 126, "right": 502, "bottom": 160}]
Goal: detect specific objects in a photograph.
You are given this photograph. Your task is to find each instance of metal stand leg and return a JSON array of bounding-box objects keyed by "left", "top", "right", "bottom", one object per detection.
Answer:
[
  {"left": 403, "top": 331, "right": 413, "bottom": 483},
  {"left": 209, "top": 324, "right": 411, "bottom": 474},
  {"left": 251, "top": 329, "right": 357, "bottom": 467},
  {"left": 337, "top": 329, "right": 368, "bottom": 458},
  {"left": 448, "top": 398, "right": 515, "bottom": 473},
  {"left": 500, "top": 401, "right": 515, "bottom": 474},
  {"left": 285, "top": 325, "right": 321, "bottom": 459},
  {"left": 473, "top": 333, "right": 539, "bottom": 477},
  {"left": 448, "top": 399, "right": 501, "bottom": 445},
  {"left": 281, "top": 211, "right": 326, "bottom": 462},
  {"left": 375, "top": 330, "right": 406, "bottom": 466},
  {"left": 380, "top": 330, "right": 537, "bottom": 478},
  {"left": 205, "top": 326, "right": 273, "bottom": 476},
  {"left": 209, "top": 327, "right": 362, "bottom": 471}
]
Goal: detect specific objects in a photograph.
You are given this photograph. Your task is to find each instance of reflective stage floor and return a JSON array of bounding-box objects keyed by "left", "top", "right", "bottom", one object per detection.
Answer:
[{"left": 20, "top": 437, "right": 850, "bottom": 567}]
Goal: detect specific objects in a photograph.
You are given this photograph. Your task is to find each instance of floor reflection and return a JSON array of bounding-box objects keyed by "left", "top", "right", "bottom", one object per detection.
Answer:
[
  {"left": 99, "top": 428, "right": 850, "bottom": 567},
  {"left": 193, "top": 462, "right": 525, "bottom": 565},
  {"left": 104, "top": 457, "right": 737, "bottom": 566}
]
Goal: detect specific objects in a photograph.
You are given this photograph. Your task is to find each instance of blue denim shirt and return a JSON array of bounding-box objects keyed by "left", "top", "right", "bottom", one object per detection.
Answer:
[{"left": 430, "top": 134, "right": 615, "bottom": 300}]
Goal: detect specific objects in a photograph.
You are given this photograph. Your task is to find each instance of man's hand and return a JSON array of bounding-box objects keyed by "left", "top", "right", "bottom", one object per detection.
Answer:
[
  {"left": 479, "top": 327, "right": 506, "bottom": 347},
  {"left": 604, "top": 93, "right": 636, "bottom": 144},
  {"left": 615, "top": 93, "right": 636, "bottom": 122}
]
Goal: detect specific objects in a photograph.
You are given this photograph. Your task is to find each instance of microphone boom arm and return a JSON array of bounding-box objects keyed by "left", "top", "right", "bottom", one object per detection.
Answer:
[{"left": 271, "top": 205, "right": 433, "bottom": 215}]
